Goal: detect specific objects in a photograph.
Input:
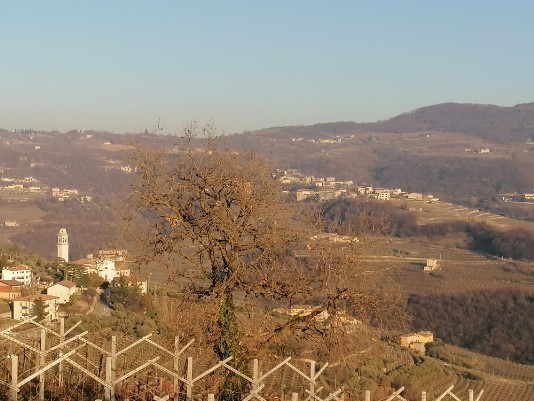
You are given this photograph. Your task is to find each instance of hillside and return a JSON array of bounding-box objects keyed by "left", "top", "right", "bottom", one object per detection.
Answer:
[
  {"left": 249, "top": 102, "right": 534, "bottom": 143},
  {"left": 236, "top": 103, "right": 534, "bottom": 207},
  {"left": 368, "top": 103, "right": 534, "bottom": 142}
]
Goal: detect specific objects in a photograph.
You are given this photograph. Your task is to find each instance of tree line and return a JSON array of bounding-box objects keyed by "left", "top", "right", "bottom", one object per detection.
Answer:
[
  {"left": 319, "top": 199, "right": 534, "bottom": 261},
  {"left": 408, "top": 289, "right": 534, "bottom": 365}
]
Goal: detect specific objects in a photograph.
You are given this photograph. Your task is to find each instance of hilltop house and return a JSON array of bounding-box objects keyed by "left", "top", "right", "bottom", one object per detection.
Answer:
[
  {"left": 12, "top": 294, "right": 59, "bottom": 322},
  {"left": 2, "top": 265, "right": 32, "bottom": 285},
  {"left": 47, "top": 280, "right": 77, "bottom": 304},
  {"left": 0, "top": 280, "right": 24, "bottom": 299}
]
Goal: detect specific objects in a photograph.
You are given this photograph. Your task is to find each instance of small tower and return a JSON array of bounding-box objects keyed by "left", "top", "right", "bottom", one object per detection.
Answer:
[{"left": 57, "top": 228, "right": 69, "bottom": 262}]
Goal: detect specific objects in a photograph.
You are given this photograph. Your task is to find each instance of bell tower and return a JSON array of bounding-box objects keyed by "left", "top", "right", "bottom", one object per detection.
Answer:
[{"left": 57, "top": 228, "right": 69, "bottom": 262}]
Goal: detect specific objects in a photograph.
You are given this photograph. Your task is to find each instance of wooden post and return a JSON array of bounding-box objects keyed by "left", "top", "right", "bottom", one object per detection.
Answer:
[
  {"left": 365, "top": 390, "right": 370, "bottom": 401},
  {"left": 58, "top": 318, "right": 65, "bottom": 387},
  {"left": 11, "top": 355, "right": 18, "bottom": 401},
  {"left": 469, "top": 389, "right": 474, "bottom": 401},
  {"left": 309, "top": 360, "right": 315, "bottom": 401},
  {"left": 421, "top": 391, "right": 427, "bottom": 401},
  {"left": 186, "top": 356, "right": 193, "bottom": 401},
  {"left": 174, "top": 336, "right": 179, "bottom": 401},
  {"left": 106, "top": 356, "right": 114, "bottom": 401},
  {"left": 39, "top": 329, "right": 45, "bottom": 401},
  {"left": 252, "top": 359, "right": 259, "bottom": 391},
  {"left": 111, "top": 336, "right": 117, "bottom": 401}
]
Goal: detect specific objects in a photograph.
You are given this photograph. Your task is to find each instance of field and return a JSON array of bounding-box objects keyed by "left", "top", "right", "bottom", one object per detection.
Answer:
[
  {"left": 358, "top": 238, "right": 534, "bottom": 296},
  {"left": 0, "top": 199, "right": 48, "bottom": 243},
  {"left": 397, "top": 199, "right": 534, "bottom": 232}
]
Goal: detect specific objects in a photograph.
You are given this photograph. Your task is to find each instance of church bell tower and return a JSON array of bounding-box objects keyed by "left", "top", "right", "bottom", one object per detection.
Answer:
[{"left": 57, "top": 228, "right": 69, "bottom": 262}]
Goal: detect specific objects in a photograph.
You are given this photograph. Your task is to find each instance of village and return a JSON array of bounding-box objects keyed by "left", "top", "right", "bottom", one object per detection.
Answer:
[
  {"left": 275, "top": 169, "right": 440, "bottom": 203},
  {"left": 0, "top": 228, "right": 147, "bottom": 322}
]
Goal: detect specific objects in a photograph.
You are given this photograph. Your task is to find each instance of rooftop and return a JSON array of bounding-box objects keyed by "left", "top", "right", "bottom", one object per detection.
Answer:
[{"left": 14, "top": 294, "right": 59, "bottom": 302}]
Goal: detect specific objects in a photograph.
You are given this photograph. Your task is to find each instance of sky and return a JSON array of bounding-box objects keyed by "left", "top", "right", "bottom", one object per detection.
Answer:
[{"left": 1, "top": 1, "right": 534, "bottom": 134}]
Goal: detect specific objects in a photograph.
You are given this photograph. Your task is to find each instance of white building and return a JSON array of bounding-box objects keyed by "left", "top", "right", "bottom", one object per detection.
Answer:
[
  {"left": 57, "top": 228, "right": 69, "bottom": 262},
  {"left": 377, "top": 191, "right": 391, "bottom": 200},
  {"left": 47, "top": 280, "right": 77, "bottom": 304},
  {"left": 12, "top": 294, "right": 59, "bottom": 322},
  {"left": 2, "top": 265, "right": 32, "bottom": 285},
  {"left": 73, "top": 256, "right": 130, "bottom": 283}
]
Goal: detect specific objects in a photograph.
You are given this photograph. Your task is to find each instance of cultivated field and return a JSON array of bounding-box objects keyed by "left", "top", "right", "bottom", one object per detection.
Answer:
[
  {"left": 358, "top": 238, "right": 534, "bottom": 296},
  {"left": 398, "top": 199, "right": 534, "bottom": 232}
]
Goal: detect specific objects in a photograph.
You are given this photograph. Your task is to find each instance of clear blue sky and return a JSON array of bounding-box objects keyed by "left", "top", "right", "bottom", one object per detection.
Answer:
[{"left": 1, "top": 1, "right": 534, "bottom": 134}]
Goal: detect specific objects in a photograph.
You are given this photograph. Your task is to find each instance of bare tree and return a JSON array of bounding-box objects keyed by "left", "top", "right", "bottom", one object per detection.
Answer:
[{"left": 125, "top": 123, "right": 407, "bottom": 399}]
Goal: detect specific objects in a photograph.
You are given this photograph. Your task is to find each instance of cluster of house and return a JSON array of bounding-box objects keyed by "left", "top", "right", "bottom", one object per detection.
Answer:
[
  {"left": 51, "top": 187, "right": 92, "bottom": 202},
  {"left": 0, "top": 265, "right": 68, "bottom": 322},
  {"left": 289, "top": 134, "right": 355, "bottom": 144},
  {"left": 276, "top": 170, "right": 439, "bottom": 204},
  {"left": 0, "top": 176, "right": 42, "bottom": 192},
  {"left": 499, "top": 192, "right": 534, "bottom": 202},
  {"left": 0, "top": 228, "right": 146, "bottom": 323}
]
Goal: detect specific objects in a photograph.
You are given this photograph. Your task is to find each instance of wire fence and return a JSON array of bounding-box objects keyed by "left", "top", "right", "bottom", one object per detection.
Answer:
[{"left": 0, "top": 318, "right": 485, "bottom": 401}]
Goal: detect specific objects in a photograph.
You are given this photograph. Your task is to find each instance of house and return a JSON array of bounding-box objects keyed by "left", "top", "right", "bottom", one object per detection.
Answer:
[
  {"left": 12, "top": 294, "right": 59, "bottom": 322},
  {"left": 407, "top": 192, "right": 423, "bottom": 200},
  {"left": 72, "top": 250, "right": 131, "bottom": 282},
  {"left": 400, "top": 331, "right": 434, "bottom": 354},
  {"left": 296, "top": 189, "right": 315, "bottom": 201},
  {"left": 0, "top": 280, "right": 24, "bottom": 299},
  {"left": 4, "top": 221, "right": 19, "bottom": 227},
  {"left": 2, "top": 265, "right": 32, "bottom": 285},
  {"left": 377, "top": 191, "right": 391, "bottom": 201},
  {"left": 46, "top": 280, "right": 77, "bottom": 304},
  {"left": 112, "top": 276, "right": 148, "bottom": 294},
  {"left": 423, "top": 259, "right": 439, "bottom": 272}
]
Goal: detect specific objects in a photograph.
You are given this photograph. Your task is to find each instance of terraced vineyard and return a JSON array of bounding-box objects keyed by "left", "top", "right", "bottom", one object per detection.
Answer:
[
  {"left": 358, "top": 238, "right": 534, "bottom": 296},
  {"left": 445, "top": 345, "right": 534, "bottom": 383},
  {"left": 399, "top": 199, "right": 534, "bottom": 232}
]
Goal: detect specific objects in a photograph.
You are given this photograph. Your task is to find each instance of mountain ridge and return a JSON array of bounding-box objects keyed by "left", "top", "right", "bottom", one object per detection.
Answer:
[{"left": 249, "top": 102, "right": 534, "bottom": 143}]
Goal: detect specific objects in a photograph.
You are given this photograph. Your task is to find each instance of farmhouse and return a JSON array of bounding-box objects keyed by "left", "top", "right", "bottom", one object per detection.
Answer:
[
  {"left": 400, "top": 331, "right": 434, "bottom": 354},
  {"left": 407, "top": 193, "right": 424, "bottom": 200},
  {"left": 423, "top": 259, "right": 439, "bottom": 272}
]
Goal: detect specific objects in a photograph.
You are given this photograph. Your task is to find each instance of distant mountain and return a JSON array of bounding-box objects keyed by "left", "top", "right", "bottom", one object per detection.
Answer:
[
  {"left": 367, "top": 103, "right": 534, "bottom": 142},
  {"left": 250, "top": 103, "right": 534, "bottom": 143}
]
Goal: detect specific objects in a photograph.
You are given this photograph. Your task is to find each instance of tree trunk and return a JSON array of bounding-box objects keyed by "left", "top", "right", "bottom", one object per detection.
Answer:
[{"left": 216, "top": 289, "right": 249, "bottom": 401}]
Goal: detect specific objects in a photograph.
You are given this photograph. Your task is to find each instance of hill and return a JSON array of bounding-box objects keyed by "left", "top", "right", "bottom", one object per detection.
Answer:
[
  {"left": 367, "top": 103, "right": 534, "bottom": 142},
  {"left": 249, "top": 102, "right": 534, "bottom": 143}
]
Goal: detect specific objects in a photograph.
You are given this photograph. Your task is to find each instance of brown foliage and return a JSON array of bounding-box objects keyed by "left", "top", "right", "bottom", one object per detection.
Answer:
[{"left": 123, "top": 124, "right": 408, "bottom": 366}]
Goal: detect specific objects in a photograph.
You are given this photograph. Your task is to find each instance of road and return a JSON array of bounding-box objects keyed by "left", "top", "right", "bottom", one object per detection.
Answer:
[{"left": 87, "top": 289, "right": 111, "bottom": 316}]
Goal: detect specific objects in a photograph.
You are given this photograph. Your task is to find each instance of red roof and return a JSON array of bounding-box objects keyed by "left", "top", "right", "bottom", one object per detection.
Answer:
[
  {"left": 56, "top": 280, "right": 76, "bottom": 288},
  {"left": 14, "top": 294, "right": 59, "bottom": 302},
  {"left": 0, "top": 280, "right": 24, "bottom": 287},
  {"left": 3, "top": 265, "right": 31, "bottom": 272},
  {"left": 71, "top": 259, "right": 93, "bottom": 265}
]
